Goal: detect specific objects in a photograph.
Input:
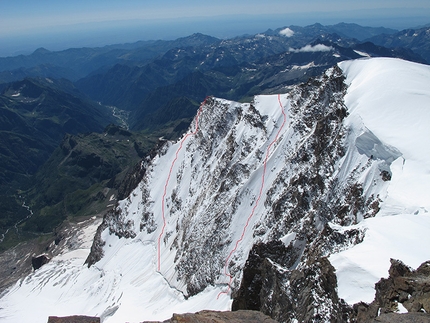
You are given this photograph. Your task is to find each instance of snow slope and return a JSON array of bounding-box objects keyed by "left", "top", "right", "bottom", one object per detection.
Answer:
[
  {"left": 1, "top": 58, "right": 430, "bottom": 322},
  {"left": 330, "top": 214, "right": 430, "bottom": 304},
  {"left": 0, "top": 220, "right": 231, "bottom": 322},
  {"left": 330, "top": 58, "right": 430, "bottom": 304},
  {"left": 341, "top": 58, "right": 430, "bottom": 213}
]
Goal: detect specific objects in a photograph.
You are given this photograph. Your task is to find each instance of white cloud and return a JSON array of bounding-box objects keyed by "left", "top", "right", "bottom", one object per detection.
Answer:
[
  {"left": 279, "top": 27, "right": 294, "bottom": 37},
  {"left": 289, "top": 44, "right": 333, "bottom": 52}
]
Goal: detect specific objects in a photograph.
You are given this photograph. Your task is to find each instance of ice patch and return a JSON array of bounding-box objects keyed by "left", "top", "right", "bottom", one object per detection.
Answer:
[
  {"left": 353, "top": 50, "right": 370, "bottom": 57},
  {"left": 355, "top": 129, "right": 401, "bottom": 163},
  {"left": 280, "top": 232, "right": 297, "bottom": 246},
  {"left": 397, "top": 302, "right": 408, "bottom": 313},
  {"left": 340, "top": 58, "right": 430, "bottom": 212}
]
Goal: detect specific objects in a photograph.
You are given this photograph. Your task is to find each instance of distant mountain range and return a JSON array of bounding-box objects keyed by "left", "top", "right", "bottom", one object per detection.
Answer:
[
  {"left": 74, "top": 25, "right": 427, "bottom": 130},
  {"left": 367, "top": 26, "right": 430, "bottom": 63},
  {"left": 0, "top": 33, "right": 220, "bottom": 82},
  {"left": 0, "top": 22, "right": 427, "bottom": 84}
]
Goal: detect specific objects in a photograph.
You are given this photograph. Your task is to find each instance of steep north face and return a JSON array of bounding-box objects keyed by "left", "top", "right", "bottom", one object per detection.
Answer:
[
  {"left": 85, "top": 62, "right": 394, "bottom": 320},
  {"left": 1, "top": 58, "right": 430, "bottom": 323}
]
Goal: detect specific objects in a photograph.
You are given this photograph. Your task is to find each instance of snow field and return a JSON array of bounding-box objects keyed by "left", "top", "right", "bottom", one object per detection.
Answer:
[
  {"left": 329, "top": 213, "right": 430, "bottom": 304},
  {"left": 330, "top": 58, "right": 430, "bottom": 304},
  {"left": 340, "top": 58, "right": 430, "bottom": 212}
]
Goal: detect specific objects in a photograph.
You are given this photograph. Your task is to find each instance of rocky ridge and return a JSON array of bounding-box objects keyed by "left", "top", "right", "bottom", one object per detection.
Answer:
[
  {"left": 351, "top": 259, "right": 430, "bottom": 322},
  {"left": 86, "top": 63, "right": 390, "bottom": 320},
  {"left": 47, "top": 316, "right": 100, "bottom": 323},
  {"left": 142, "top": 310, "right": 278, "bottom": 323}
]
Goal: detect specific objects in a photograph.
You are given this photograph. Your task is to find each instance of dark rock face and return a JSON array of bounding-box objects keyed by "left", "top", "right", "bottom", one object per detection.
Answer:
[
  {"left": 351, "top": 259, "right": 430, "bottom": 323},
  {"left": 142, "top": 310, "right": 278, "bottom": 323},
  {"left": 47, "top": 315, "right": 100, "bottom": 323},
  {"left": 370, "top": 312, "right": 430, "bottom": 323},
  {"left": 231, "top": 66, "right": 370, "bottom": 323},
  {"left": 116, "top": 138, "right": 164, "bottom": 201},
  {"left": 233, "top": 253, "right": 430, "bottom": 323},
  {"left": 231, "top": 241, "right": 295, "bottom": 313},
  {"left": 232, "top": 241, "right": 350, "bottom": 322},
  {"left": 31, "top": 254, "right": 50, "bottom": 270},
  {"left": 84, "top": 220, "right": 108, "bottom": 267}
]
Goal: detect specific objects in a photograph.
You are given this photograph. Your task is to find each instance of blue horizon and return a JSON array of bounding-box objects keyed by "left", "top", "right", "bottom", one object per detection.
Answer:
[{"left": 1, "top": 10, "right": 429, "bottom": 58}]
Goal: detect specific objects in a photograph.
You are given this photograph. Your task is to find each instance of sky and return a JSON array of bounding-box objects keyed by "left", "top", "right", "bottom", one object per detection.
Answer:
[{"left": 1, "top": 0, "right": 429, "bottom": 56}]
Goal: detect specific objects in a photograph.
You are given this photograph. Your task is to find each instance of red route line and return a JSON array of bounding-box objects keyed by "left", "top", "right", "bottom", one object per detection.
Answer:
[
  {"left": 157, "top": 97, "right": 208, "bottom": 272},
  {"left": 217, "top": 94, "right": 287, "bottom": 298}
]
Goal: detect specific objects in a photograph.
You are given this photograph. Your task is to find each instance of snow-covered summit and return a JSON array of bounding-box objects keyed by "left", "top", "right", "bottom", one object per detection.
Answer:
[
  {"left": 330, "top": 58, "right": 430, "bottom": 305},
  {"left": 1, "top": 57, "right": 430, "bottom": 322},
  {"left": 341, "top": 58, "right": 430, "bottom": 213}
]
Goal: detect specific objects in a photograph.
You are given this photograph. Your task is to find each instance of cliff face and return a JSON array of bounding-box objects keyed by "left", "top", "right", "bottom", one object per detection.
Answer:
[
  {"left": 91, "top": 64, "right": 381, "bottom": 297},
  {"left": 351, "top": 259, "right": 430, "bottom": 322},
  {"left": 2, "top": 58, "right": 430, "bottom": 323},
  {"left": 83, "top": 63, "right": 388, "bottom": 321},
  {"left": 84, "top": 58, "right": 430, "bottom": 322},
  {"left": 231, "top": 243, "right": 351, "bottom": 322}
]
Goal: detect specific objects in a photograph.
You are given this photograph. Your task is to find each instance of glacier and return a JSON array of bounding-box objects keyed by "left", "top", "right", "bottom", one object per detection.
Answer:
[
  {"left": 330, "top": 58, "right": 430, "bottom": 305},
  {"left": 0, "top": 57, "right": 430, "bottom": 322}
]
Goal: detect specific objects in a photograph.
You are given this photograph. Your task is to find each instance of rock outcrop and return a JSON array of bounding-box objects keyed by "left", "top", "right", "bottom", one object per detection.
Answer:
[
  {"left": 351, "top": 259, "right": 430, "bottom": 322},
  {"left": 142, "top": 310, "right": 278, "bottom": 323},
  {"left": 47, "top": 316, "right": 100, "bottom": 323},
  {"left": 232, "top": 241, "right": 351, "bottom": 322},
  {"left": 32, "top": 254, "right": 51, "bottom": 270},
  {"left": 370, "top": 312, "right": 430, "bottom": 323}
]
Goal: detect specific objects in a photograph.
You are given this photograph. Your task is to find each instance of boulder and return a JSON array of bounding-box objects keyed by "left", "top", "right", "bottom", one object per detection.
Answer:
[
  {"left": 47, "top": 316, "right": 100, "bottom": 323},
  {"left": 31, "top": 254, "right": 50, "bottom": 270},
  {"left": 142, "top": 310, "right": 278, "bottom": 323}
]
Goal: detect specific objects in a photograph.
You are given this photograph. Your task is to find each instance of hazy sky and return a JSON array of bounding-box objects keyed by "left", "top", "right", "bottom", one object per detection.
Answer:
[{"left": 1, "top": 0, "right": 429, "bottom": 56}]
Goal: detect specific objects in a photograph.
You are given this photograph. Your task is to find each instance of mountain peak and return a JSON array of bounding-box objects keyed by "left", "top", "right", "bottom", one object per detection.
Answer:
[
  {"left": 32, "top": 47, "right": 51, "bottom": 55},
  {"left": 176, "top": 33, "right": 220, "bottom": 45}
]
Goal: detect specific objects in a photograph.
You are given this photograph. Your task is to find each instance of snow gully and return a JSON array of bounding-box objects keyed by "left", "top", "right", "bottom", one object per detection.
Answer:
[
  {"left": 217, "top": 93, "right": 287, "bottom": 299},
  {"left": 157, "top": 97, "right": 208, "bottom": 272}
]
